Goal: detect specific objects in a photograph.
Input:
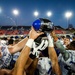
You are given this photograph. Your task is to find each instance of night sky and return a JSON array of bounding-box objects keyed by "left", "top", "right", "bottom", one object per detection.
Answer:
[{"left": 0, "top": 0, "right": 75, "bottom": 28}]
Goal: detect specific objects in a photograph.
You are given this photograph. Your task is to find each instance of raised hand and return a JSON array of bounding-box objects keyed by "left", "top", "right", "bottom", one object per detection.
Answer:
[{"left": 29, "top": 27, "right": 44, "bottom": 40}]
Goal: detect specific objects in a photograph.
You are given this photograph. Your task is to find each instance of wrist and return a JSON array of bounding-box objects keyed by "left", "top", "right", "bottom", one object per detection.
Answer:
[
  {"left": 47, "top": 34, "right": 54, "bottom": 47},
  {"left": 29, "top": 35, "right": 36, "bottom": 40},
  {"left": 26, "top": 39, "right": 34, "bottom": 48},
  {"left": 48, "top": 41, "right": 54, "bottom": 47},
  {"left": 48, "top": 38, "right": 54, "bottom": 47}
]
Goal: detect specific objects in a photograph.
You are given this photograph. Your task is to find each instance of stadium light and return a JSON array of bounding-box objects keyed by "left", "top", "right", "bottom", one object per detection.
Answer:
[
  {"left": 12, "top": 9, "right": 19, "bottom": 27},
  {"left": 65, "top": 11, "right": 73, "bottom": 28},
  {"left": 33, "top": 11, "right": 39, "bottom": 17},
  {"left": 65, "top": 12, "right": 72, "bottom": 18},
  {"left": 12, "top": 9, "right": 19, "bottom": 16},
  {"left": 46, "top": 11, "right": 52, "bottom": 17}
]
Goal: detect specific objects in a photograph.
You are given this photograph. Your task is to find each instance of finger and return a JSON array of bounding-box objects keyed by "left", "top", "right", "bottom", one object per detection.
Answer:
[
  {"left": 38, "top": 32, "right": 44, "bottom": 36},
  {"left": 29, "top": 27, "right": 34, "bottom": 33},
  {"left": 31, "top": 26, "right": 35, "bottom": 30}
]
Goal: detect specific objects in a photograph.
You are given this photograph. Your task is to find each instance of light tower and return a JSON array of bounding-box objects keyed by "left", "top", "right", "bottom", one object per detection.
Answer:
[
  {"left": 65, "top": 11, "right": 73, "bottom": 28},
  {"left": 12, "top": 9, "right": 19, "bottom": 29}
]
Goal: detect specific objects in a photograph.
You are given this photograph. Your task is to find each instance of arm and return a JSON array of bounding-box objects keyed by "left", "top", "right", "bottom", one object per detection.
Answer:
[
  {"left": 13, "top": 42, "right": 32, "bottom": 75},
  {"left": 12, "top": 27, "right": 44, "bottom": 75},
  {"left": 51, "top": 30, "right": 70, "bottom": 61},
  {"left": 48, "top": 47, "right": 61, "bottom": 75},
  {"left": 55, "top": 40, "right": 70, "bottom": 61},
  {"left": 8, "top": 36, "right": 28, "bottom": 54},
  {"left": 47, "top": 33, "right": 61, "bottom": 75}
]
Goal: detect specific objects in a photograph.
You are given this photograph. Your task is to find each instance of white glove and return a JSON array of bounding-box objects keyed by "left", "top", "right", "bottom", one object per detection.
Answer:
[{"left": 46, "top": 33, "right": 54, "bottom": 47}]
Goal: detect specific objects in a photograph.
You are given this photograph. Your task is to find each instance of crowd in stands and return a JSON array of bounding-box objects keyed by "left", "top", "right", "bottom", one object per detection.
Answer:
[
  {"left": 0, "top": 26, "right": 74, "bottom": 35},
  {"left": 0, "top": 26, "right": 30, "bottom": 35}
]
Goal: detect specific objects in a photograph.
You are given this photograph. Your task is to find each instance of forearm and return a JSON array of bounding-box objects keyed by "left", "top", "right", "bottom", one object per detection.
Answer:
[
  {"left": 55, "top": 40, "right": 70, "bottom": 61},
  {"left": 10, "top": 37, "right": 28, "bottom": 54},
  {"left": 13, "top": 39, "right": 34, "bottom": 75},
  {"left": 13, "top": 46, "right": 30, "bottom": 75},
  {"left": 52, "top": 34, "right": 70, "bottom": 61},
  {"left": 52, "top": 61, "right": 61, "bottom": 75},
  {"left": 48, "top": 47, "right": 61, "bottom": 75}
]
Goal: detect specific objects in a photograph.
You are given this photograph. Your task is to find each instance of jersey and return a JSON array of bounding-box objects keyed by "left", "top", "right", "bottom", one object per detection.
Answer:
[
  {"left": 0, "top": 42, "right": 12, "bottom": 69},
  {"left": 58, "top": 50, "right": 75, "bottom": 71},
  {"left": 37, "top": 57, "right": 52, "bottom": 75},
  {"left": 12, "top": 52, "right": 20, "bottom": 61}
]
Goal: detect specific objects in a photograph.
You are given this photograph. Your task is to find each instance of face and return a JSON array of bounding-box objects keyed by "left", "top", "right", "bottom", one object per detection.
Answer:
[{"left": 64, "top": 38, "right": 70, "bottom": 46}]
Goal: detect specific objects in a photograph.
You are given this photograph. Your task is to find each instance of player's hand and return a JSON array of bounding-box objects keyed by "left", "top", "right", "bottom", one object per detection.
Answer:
[
  {"left": 29, "top": 27, "right": 44, "bottom": 40},
  {"left": 50, "top": 30, "right": 56, "bottom": 37},
  {"left": 50, "top": 30, "right": 58, "bottom": 42}
]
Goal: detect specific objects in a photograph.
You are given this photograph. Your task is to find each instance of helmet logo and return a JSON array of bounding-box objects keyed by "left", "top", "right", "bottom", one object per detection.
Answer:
[{"left": 41, "top": 22, "right": 51, "bottom": 26}]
